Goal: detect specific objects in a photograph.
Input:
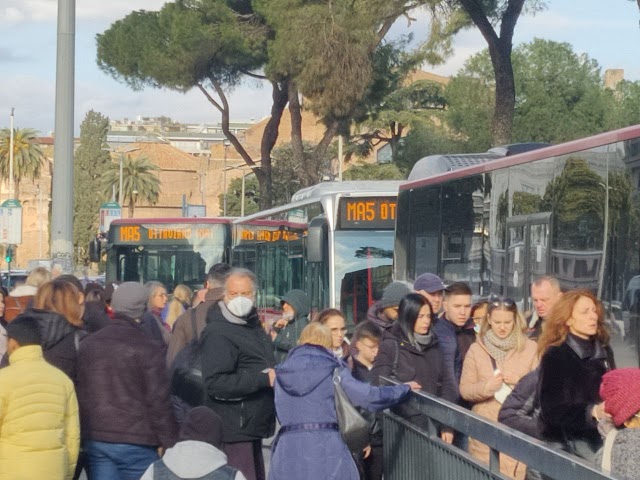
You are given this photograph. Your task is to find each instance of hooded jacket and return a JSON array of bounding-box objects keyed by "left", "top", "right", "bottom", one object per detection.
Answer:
[
  {"left": 202, "top": 302, "right": 276, "bottom": 443},
  {"left": 27, "top": 308, "right": 84, "bottom": 383},
  {"left": 0, "top": 345, "right": 80, "bottom": 480},
  {"left": 268, "top": 344, "right": 410, "bottom": 480},
  {"left": 272, "top": 290, "right": 310, "bottom": 364},
  {"left": 140, "top": 440, "right": 246, "bottom": 480}
]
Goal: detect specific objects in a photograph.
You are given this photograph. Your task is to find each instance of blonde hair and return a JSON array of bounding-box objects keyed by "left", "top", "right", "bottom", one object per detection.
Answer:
[
  {"left": 298, "top": 322, "right": 332, "bottom": 349},
  {"left": 26, "top": 267, "right": 52, "bottom": 288},
  {"left": 480, "top": 301, "right": 528, "bottom": 352},
  {"left": 34, "top": 279, "right": 83, "bottom": 327},
  {"left": 165, "top": 284, "right": 192, "bottom": 328}
]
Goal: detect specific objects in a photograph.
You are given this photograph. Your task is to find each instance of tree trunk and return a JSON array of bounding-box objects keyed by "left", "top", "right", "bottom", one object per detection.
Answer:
[
  {"left": 258, "top": 80, "right": 289, "bottom": 210},
  {"left": 489, "top": 39, "right": 515, "bottom": 146},
  {"left": 315, "top": 122, "right": 339, "bottom": 179},
  {"left": 288, "top": 83, "right": 307, "bottom": 185},
  {"left": 128, "top": 195, "right": 134, "bottom": 218}
]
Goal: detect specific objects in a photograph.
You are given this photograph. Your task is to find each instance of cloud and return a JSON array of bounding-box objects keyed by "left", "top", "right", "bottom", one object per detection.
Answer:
[
  {"left": 0, "top": 47, "right": 30, "bottom": 63},
  {"left": 0, "top": 0, "right": 168, "bottom": 25}
]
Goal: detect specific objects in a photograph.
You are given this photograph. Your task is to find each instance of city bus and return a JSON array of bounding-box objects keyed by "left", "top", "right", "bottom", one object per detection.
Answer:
[
  {"left": 232, "top": 181, "right": 401, "bottom": 326},
  {"left": 394, "top": 125, "right": 640, "bottom": 367},
  {"left": 102, "top": 217, "right": 232, "bottom": 292}
]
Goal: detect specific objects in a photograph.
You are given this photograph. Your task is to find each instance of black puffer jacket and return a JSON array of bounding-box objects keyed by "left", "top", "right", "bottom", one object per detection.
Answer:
[
  {"left": 539, "top": 334, "right": 615, "bottom": 445},
  {"left": 28, "top": 308, "right": 84, "bottom": 383},
  {"left": 76, "top": 314, "right": 177, "bottom": 448},
  {"left": 202, "top": 302, "right": 276, "bottom": 443}
]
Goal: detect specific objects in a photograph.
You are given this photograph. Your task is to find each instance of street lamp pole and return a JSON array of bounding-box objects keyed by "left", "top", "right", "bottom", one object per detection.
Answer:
[
  {"left": 9, "top": 108, "right": 14, "bottom": 199},
  {"left": 223, "top": 140, "right": 229, "bottom": 216},
  {"left": 241, "top": 173, "right": 246, "bottom": 217},
  {"left": 118, "top": 153, "right": 124, "bottom": 206}
]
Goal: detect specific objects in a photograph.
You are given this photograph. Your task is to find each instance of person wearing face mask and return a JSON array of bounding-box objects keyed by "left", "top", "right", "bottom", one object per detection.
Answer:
[
  {"left": 272, "top": 289, "right": 310, "bottom": 364},
  {"left": 201, "top": 268, "right": 276, "bottom": 480}
]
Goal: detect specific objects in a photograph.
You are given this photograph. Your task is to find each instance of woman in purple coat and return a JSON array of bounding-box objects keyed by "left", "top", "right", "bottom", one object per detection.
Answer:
[{"left": 269, "top": 322, "right": 417, "bottom": 480}]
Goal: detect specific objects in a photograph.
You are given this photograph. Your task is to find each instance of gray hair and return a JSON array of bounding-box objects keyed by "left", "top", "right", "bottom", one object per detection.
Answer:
[
  {"left": 144, "top": 281, "right": 166, "bottom": 309},
  {"left": 224, "top": 268, "right": 257, "bottom": 293}
]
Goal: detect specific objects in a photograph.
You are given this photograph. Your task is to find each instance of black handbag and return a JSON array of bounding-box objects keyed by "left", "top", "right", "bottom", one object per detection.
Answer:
[
  {"left": 170, "top": 309, "right": 204, "bottom": 407},
  {"left": 333, "top": 367, "right": 370, "bottom": 455}
]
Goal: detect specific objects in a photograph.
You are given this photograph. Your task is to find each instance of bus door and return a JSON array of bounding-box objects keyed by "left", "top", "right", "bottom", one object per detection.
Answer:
[{"left": 506, "top": 213, "right": 551, "bottom": 311}]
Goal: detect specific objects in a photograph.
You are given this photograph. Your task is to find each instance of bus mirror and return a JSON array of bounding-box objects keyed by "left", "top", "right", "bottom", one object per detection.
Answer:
[
  {"left": 307, "top": 216, "right": 328, "bottom": 263},
  {"left": 89, "top": 237, "right": 101, "bottom": 263}
]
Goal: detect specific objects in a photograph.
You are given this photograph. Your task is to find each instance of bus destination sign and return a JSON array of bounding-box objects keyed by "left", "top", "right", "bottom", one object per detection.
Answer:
[
  {"left": 115, "top": 225, "right": 216, "bottom": 244},
  {"left": 339, "top": 197, "right": 397, "bottom": 230}
]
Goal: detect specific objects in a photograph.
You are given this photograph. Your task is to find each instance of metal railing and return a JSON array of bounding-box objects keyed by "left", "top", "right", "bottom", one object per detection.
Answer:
[{"left": 380, "top": 377, "right": 618, "bottom": 480}]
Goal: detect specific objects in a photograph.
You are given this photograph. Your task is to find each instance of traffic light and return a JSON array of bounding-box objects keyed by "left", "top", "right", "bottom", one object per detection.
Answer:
[{"left": 4, "top": 245, "right": 12, "bottom": 264}]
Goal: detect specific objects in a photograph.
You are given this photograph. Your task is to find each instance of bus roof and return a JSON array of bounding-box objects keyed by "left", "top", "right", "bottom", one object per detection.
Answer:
[
  {"left": 235, "top": 180, "right": 402, "bottom": 224},
  {"left": 111, "top": 217, "right": 234, "bottom": 226},
  {"left": 401, "top": 125, "right": 640, "bottom": 191},
  {"left": 290, "top": 180, "right": 402, "bottom": 202}
]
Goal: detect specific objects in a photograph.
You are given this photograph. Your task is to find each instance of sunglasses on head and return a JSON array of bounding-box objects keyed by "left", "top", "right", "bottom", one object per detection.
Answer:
[{"left": 488, "top": 295, "right": 516, "bottom": 310}]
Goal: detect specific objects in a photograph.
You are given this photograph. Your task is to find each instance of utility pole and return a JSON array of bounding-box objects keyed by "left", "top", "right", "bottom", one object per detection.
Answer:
[
  {"left": 51, "top": 0, "right": 76, "bottom": 273},
  {"left": 9, "top": 108, "right": 14, "bottom": 199}
]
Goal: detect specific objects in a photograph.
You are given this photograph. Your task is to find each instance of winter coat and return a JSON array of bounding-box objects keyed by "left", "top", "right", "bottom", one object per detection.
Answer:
[
  {"left": 538, "top": 334, "right": 615, "bottom": 449},
  {"left": 431, "top": 315, "right": 476, "bottom": 405},
  {"left": 141, "top": 309, "right": 171, "bottom": 346},
  {"left": 167, "top": 288, "right": 223, "bottom": 367},
  {"left": 28, "top": 308, "right": 84, "bottom": 383},
  {"left": 76, "top": 314, "right": 177, "bottom": 448},
  {"left": 0, "top": 324, "right": 6, "bottom": 361},
  {"left": 498, "top": 369, "right": 542, "bottom": 439},
  {"left": 460, "top": 338, "right": 539, "bottom": 479},
  {"left": 373, "top": 323, "right": 456, "bottom": 401},
  {"left": 268, "top": 344, "right": 410, "bottom": 480},
  {"left": 273, "top": 290, "right": 310, "bottom": 364},
  {"left": 0, "top": 345, "right": 80, "bottom": 480},
  {"left": 202, "top": 302, "right": 276, "bottom": 443},
  {"left": 593, "top": 428, "right": 640, "bottom": 480},
  {"left": 82, "top": 301, "right": 111, "bottom": 333},
  {"left": 140, "top": 440, "right": 246, "bottom": 480}
]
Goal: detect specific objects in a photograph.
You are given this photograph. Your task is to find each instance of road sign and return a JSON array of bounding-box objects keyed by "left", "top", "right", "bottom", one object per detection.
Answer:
[
  {"left": 0, "top": 199, "right": 22, "bottom": 245},
  {"left": 99, "top": 202, "right": 122, "bottom": 234}
]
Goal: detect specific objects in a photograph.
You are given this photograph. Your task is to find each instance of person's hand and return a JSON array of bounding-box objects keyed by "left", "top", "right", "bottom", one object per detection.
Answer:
[
  {"left": 483, "top": 372, "right": 504, "bottom": 396},
  {"left": 157, "top": 447, "right": 165, "bottom": 457},
  {"left": 502, "top": 372, "right": 519, "bottom": 385},
  {"left": 404, "top": 381, "right": 422, "bottom": 391},
  {"left": 273, "top": 318, "right": 288, "bottom": 329},
  {"left": 267, "top": 368, "right": 276, "bottom": 387},
  {"left": 363, "top": 445, "right": 372, "bottom": 459},
  {"left": 440, "top": 431, "right": 454, "bottom": 444}
]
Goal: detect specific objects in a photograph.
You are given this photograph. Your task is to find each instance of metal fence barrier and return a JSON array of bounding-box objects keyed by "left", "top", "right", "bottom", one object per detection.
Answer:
[{"left": 380, "top": 377, "right": 618, "bottom": 480}]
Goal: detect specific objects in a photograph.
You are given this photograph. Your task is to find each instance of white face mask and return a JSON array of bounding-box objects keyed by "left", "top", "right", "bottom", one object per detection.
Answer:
[{"left": 226, "top": 296, "right": 254, "bottom": 317}]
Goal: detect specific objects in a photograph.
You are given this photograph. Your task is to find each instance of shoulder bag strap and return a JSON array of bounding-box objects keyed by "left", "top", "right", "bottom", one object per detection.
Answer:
[
  {"left": 490, "top": 356, "right": 498, "bottom": 371},
  {"left": 601, "top": 428, "right": 619, "bottom": 473},
  {"left": 190, "top": 308, "right": 198, "bottom": 340}
]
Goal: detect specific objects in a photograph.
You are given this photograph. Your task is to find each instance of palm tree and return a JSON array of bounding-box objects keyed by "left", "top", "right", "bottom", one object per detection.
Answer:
[
  {"left": 0, "top": 128, "right": 46, "bottom": 198},
  {"left": 102, "top": 155, "right": 161, "bottom": 217}
]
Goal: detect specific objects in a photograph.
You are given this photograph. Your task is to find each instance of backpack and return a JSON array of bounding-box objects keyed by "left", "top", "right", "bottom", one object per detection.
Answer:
[{"left": 170, "top": 309, "right": 205, "bottom": 408}]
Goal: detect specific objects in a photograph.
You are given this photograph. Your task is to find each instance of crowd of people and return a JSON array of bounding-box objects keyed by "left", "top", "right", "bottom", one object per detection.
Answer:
[{"left": 0, "top": 266, "right": 639, "bottom": 480}]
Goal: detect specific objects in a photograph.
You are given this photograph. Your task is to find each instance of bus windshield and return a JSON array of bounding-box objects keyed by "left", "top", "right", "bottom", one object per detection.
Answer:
[
  {"left": 334, "top": 230, "right": 395, "bottom": 324},
  {"left": 107, "top": 222, "right": 229, "bottom": 291}
]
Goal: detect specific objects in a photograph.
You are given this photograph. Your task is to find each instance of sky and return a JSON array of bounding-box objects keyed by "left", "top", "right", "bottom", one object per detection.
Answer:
[{"left": 1, "top": 0, "right": 639, "bottom": 135}]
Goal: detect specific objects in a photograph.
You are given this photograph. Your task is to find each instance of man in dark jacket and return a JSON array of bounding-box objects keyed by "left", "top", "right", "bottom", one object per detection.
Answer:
[
  {"left": 366, "top": 281, "right": 412, "bottom": 330},
  {"left": 272, "top": 289, "right": 310, "bottom": 364},
  {"left": 166, "top": 263, "right": 231, "bottom": 366},
  {"left": 201, "top": 268, "right": 276, "bottom": 480},
  {"left": 76, "top": 282, "right": 178, "bottom": 480},
  {"left": 527, "top": 276, "right": 562, "bottom": 340}
]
